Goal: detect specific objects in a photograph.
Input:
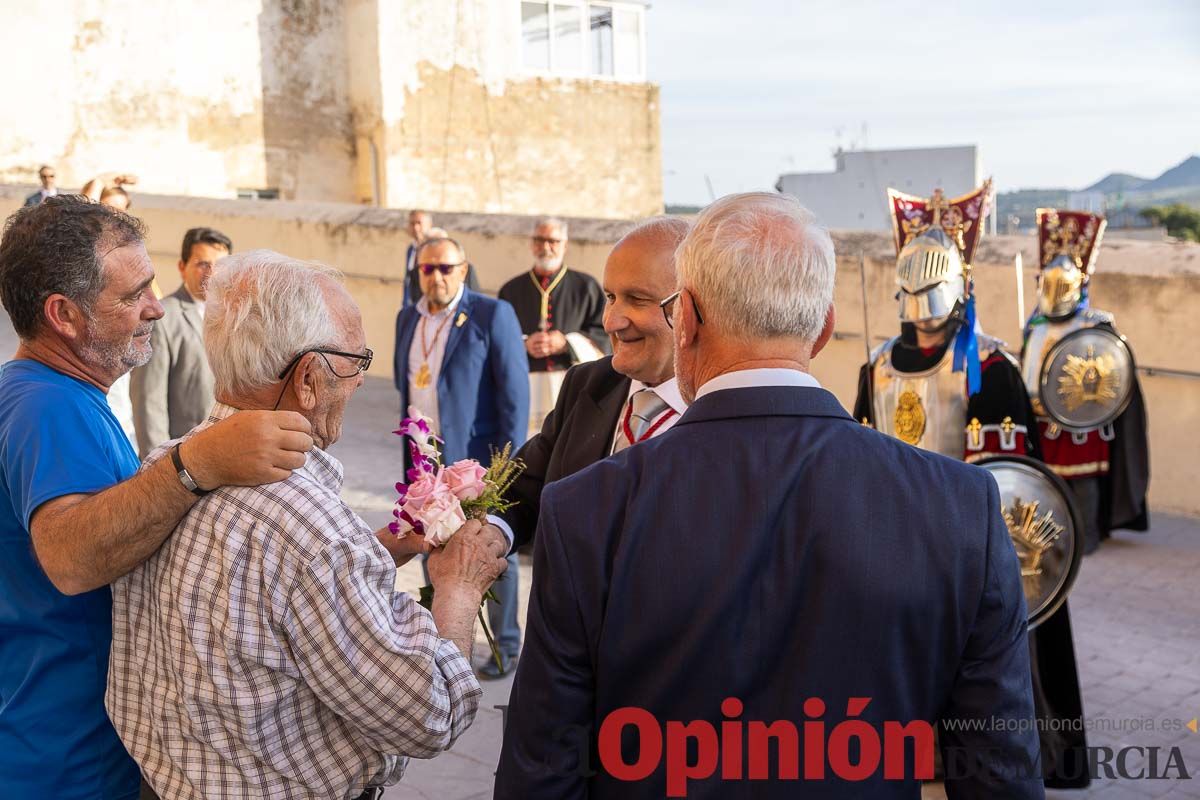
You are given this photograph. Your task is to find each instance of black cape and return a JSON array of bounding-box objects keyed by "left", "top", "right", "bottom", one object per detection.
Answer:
[{"left": 498, "top": 268, "right": 610, "bottom": 372}]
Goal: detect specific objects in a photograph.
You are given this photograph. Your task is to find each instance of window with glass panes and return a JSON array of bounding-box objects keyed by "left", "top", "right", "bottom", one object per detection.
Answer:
[{"left": 520, "top": 1, "right": 645, "bottom": 80}]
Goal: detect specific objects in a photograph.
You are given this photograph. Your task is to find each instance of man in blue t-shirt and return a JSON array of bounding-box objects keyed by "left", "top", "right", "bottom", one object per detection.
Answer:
[{"left": 0, "top": 197, "right": 315, "bottom": 799}]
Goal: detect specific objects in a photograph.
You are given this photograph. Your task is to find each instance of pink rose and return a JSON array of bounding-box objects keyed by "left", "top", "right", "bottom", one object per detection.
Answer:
[
  {"left": 420, "top": 490, "right": 469, "bottom": 546},
  {"left": 443, "top": 460, "right": 487, "bottom": 501},
  {"left": 402, "top": 471, "right": 444, "bottom": 515}
]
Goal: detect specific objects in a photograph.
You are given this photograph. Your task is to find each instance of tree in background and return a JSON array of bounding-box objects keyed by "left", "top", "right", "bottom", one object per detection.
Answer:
[{"left": 1141, "top": 204, "right": 1200, "bottom": 242}]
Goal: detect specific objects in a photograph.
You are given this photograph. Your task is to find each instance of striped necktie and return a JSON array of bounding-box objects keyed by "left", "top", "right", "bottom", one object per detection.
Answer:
[{"left": 614, "top": 389, "right": 671, "bottom": 452}]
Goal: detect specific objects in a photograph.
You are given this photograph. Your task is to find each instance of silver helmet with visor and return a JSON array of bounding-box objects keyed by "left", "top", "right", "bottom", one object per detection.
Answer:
[{"left": 895, "top": 227, "right": 966, "bottom": 324}]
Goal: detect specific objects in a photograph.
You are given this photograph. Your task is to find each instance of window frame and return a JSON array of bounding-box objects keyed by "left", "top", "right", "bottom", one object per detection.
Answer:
[{"left": 518, "top": 0, "right": 646, "bottom": 83}]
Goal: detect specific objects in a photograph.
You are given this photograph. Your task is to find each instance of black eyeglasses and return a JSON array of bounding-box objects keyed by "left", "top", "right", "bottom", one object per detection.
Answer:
[
  {"left": 659, "top": 290, "right": 704, "bottom": 329},
  {"left": 419, "top": 262, "right": 465, "bottom": 276},
  {"left": 277, "top": 347, "right": 373, "bottom": 380},
  {"left": 532, "top": 236, "right": 564, "bottom": 246},
  {"left": 272, "top": 347, "right": 372, "bottom": 411}
]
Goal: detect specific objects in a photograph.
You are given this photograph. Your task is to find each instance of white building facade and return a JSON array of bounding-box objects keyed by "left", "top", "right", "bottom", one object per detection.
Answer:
[{"left": 776, "top": 145, "right": 985, "bottom": 231}]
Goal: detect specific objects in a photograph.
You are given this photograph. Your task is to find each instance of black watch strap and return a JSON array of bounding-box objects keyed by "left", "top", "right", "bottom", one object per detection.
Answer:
[{"left": 170, "top": 443, "right": 209, "bottom": 497}]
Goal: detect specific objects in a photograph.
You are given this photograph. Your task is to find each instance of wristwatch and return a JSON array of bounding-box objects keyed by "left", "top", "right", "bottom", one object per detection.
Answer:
[{"left": 170, "top": 443, "right": 209, "bottom": 497}]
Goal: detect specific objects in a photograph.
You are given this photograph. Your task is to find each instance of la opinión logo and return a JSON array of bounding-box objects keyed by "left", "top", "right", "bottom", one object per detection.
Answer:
[{"left": 598, "top": 697, "right": 934, "bottom": 797}]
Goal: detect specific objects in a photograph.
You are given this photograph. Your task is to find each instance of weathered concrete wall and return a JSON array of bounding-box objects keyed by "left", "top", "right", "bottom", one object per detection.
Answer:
[
  {"left": 0, "top": 1, "right": 663, "bottom": 219},
  {"left": 2, "top": 186, "right": 1194, "bottom": 516},
  {"left": 257, "top": 0, "right": 359, "bottom": 202},
  {"left": 0, "top": 2, "right": 269, "bottom": 197},
  {"left": 372, "top": 0, "right": 662, "bottom": 218},
  {"left": 386, "top": 63, "right": 662, "bottom": 219}
]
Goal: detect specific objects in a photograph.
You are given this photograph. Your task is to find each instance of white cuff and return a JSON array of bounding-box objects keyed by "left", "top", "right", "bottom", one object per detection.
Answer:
[{"left": 486, "top": 514, "right": 516, "bottom": 553}]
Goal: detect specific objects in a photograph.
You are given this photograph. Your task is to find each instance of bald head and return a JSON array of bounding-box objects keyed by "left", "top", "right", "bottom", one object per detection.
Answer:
[{"left": 602, "top": 217, "right": 690, "bottom": 386}]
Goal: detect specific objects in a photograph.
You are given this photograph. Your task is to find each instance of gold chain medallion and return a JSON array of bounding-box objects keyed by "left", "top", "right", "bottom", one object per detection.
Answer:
[
  {"left": 413, "top": 362, "right": 432, "bottom": 389},
  {"left": 893, "top": 390, "right": 926, "bottom": 446}
]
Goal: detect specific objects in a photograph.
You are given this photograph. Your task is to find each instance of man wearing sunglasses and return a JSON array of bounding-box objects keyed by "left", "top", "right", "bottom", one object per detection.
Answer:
[
  {"left": 109, "top": 250, "right": 509, "bottom": 799},
  {"left": 401, "top": 211, "right": 480, "bottom": 309},
  {"left": 395, "top": 236, "right": 529, "bottom": 678}
]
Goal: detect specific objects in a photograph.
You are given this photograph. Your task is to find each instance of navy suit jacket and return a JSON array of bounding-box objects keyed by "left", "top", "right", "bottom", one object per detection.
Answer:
[
  {"left": 495, "top": 385, "right": 1042, "bottom": 799},
  {"left": 393, "top": 290, "right": 528, "bottom": 463}
]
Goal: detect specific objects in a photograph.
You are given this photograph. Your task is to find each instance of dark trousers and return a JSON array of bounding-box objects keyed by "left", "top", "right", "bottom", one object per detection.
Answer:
[{"left": 1070, "top": 476, "right": 1102, "bottom": 554}]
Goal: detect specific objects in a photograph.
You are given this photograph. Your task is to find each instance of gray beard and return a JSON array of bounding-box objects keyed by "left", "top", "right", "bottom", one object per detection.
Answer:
[{"left": 81, "top": 321, "right": 154, "bottom": 376}]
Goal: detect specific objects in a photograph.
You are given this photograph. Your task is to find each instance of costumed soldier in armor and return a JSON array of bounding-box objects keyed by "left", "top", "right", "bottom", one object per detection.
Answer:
[
  {"left": 854, "top": 183, "right": 1091, "bottom": 790},
  {"left": 499, "top": 217, "right": 610, "bottom": 440},
  {"left": 1021, "top": 209, "right": 1150, "bottom": 554},
  {"left": 853, "top": 181, "right": 1039, "bottom": 462}
]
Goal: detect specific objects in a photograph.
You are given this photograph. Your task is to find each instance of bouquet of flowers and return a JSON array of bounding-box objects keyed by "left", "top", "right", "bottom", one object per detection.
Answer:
[{"left": 390, "top": 407, "right": 524, "bottom": 670}]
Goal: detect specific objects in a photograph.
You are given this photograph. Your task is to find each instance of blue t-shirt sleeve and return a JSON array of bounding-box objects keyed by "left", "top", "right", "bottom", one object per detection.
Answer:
[{"left": 3, "top": 385, "right": 137, "bottom": 531}]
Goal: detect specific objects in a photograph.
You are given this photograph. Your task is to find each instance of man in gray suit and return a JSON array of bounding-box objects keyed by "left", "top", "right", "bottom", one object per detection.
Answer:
[{"left": 130, "top": 228, "right": 232, "bottom": 457}]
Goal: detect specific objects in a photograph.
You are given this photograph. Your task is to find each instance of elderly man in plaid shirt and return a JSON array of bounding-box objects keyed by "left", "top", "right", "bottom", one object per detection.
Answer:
[{"left": 107, "top": 250, "right": 509, "bottom": 800}]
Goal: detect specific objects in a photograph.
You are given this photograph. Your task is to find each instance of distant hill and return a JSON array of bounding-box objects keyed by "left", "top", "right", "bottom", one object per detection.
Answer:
[
  {"left": 1143, "top": 155, "right": 1200, "bottom": 191},
  {"left": 996, "top": 154, "right": 1199, "bottom": 227},
  {"left": 1084, "top": 172, "right": 1149, "bottom": 194}
]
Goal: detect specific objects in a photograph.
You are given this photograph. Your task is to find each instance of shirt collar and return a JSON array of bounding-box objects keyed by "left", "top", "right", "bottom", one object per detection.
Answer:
[
  {"left": 694, "top": 368, "right": 821, "bottom": 400},
  {"left": 205, "top": 401, "right": 344, "bottom": 493},
  {"left": 416, "top": 283, "right": 465, "bottom": 319},
  {"left": 627, "top": 376, "right": 687, "bottom": 416}
]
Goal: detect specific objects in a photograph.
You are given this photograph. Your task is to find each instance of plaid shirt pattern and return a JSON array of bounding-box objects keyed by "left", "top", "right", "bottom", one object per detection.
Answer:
[{"left": 107, "top": 404, "right": 480, "bottom": 799}]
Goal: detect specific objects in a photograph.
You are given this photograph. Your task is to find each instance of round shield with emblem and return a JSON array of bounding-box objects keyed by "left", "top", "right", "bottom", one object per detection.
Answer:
[
  {"left": 974, "top": 456, "right": 1083, "bottom": 630},
  {"left": 1039, "top": 325, "right": 1134, "bottom": 431}
]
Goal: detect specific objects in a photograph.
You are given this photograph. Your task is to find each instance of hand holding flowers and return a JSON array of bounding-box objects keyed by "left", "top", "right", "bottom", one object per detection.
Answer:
[{"left": 390, "top": 407, "right": 525, "bottom": 669}]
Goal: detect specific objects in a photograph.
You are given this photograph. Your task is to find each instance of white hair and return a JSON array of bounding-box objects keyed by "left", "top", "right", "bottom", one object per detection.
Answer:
[
  {"left": 204, "top": 249, "right": 344, "bottom": 397},
  {"left": 676, "top": 192, "right": 835, "bottom": 341},
  {"left": 533, "top": 216, "right": 569, "bottom": 238}
]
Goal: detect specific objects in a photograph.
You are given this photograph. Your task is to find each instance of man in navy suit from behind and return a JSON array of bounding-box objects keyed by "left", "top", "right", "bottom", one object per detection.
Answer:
[
  {"left": 394, "top": 235, "right": 529, "bottom": 676},
  {"left": 495, "top": 193, "right": 1043, "bottom": 798}
]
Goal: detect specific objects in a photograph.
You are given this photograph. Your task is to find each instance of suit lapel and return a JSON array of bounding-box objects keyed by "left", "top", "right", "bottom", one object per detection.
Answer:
[
  {"left": 439, "top": 290, "right": 473, "bottom": 375},
  {"left": 174, "top": 287, "right": 203, "bottom": 340},
  {"left": 572, "top": 372, "right": 629, "bottom": 468}
]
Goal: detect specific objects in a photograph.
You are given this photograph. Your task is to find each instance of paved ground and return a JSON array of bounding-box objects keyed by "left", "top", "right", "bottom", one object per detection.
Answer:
[{"left": 2, "top": 312, "right": 1197, "bottom": 797}]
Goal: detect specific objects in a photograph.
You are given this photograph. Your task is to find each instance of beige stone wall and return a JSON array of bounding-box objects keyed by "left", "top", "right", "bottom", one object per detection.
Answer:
[
  {"left": 0, "top": 1, "right": 662, "bottom": 219},
  {"left": 0, "top": 2, "right": 271, "bottom": 197},
  {"left": 2, "top": 186, "right": 1195, "bottom": 516},
  {"left": 385, "top": 63, "right": 662, "bottom": 219}
]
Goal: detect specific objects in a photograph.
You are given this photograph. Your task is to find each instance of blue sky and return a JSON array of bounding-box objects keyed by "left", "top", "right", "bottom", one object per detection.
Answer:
[{"left": 646, "top": 0, "right": 1200, "bottom": 204}]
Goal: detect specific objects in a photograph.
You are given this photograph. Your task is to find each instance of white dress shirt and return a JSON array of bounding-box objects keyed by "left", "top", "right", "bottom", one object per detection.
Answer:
[
  {"left": 694, "top": 367, "right": 822, "bottom": 399},
  {"left": 406, "top": 284, "right": 465, "bottom": 435},
  {"left": 610, "top": 376, "right": 687, "bottom": 453}
]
